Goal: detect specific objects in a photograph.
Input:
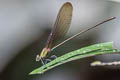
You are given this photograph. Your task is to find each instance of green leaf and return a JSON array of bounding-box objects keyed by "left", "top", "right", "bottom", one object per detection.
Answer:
[{"left": 29, "top": 42, "right": 120, "bottom": 75}]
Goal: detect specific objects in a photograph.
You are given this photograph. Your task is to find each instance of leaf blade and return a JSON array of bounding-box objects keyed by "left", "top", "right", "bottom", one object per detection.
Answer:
[{"left": 30, "top": 42, "right": 120, "bottom": 75}]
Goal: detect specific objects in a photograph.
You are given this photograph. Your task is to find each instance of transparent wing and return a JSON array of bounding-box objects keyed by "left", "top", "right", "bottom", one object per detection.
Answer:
[{"left": 46, "top": 2, "right": 73, "bottom": 48}]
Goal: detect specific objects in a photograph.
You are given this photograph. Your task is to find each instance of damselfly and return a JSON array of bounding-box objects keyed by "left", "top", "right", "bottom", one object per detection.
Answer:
[{"left": 36, "top": 2, "right": 116, "bottom": 64}]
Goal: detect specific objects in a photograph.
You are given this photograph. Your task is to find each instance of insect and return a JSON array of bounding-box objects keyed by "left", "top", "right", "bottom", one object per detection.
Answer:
[{"left": 36, "top": 2, "right": 116, "bottom": 64}]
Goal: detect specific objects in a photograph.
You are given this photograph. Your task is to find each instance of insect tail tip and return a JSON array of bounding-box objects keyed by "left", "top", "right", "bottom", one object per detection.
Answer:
[{"left": 111, "top": 17, "right": 116, "bottom": 19}]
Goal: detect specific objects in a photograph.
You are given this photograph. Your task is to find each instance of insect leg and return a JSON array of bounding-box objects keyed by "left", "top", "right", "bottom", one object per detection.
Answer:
[
  {"left": 44, "top": 59, "right": 51, "bottom": 64},
  {"left": 50, "top": 55, "right": 57, "bottom": 59},
  {"left": 40, "top": 57, "right": 45, "bottom": 65}
]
